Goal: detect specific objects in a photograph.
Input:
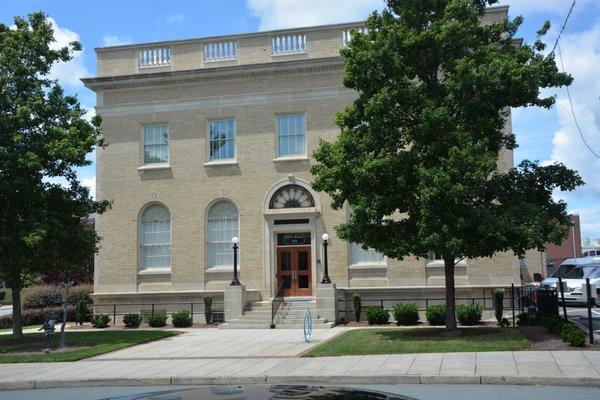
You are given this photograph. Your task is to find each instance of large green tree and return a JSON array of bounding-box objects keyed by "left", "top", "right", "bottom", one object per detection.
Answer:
[
  {"left": 0, "top": 13, "right": 109, "bottom": 338},
  {"left": 311, "top": 0, "right": 583, "bottom": 329}
]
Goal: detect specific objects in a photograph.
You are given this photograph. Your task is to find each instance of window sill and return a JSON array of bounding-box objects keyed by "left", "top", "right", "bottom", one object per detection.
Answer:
[
  {"left": 427, "top": 260, "right": 467, "bottom": 267},
  {"left": 273, "top": 156, "right": 309, "bottom": 162},
  {"left": 203, "top": 160, "right": 238, "bottom": 167},
  {"left": 138, "top": 268, "right": 172, "bottom": 275},
  {"left": 206, "top": 266, "right": 234, "bottom": 273},
  {"left": 349, "top": 263, "right": 387, "bottom": 270},
  {"left": 137, "top": 163, "right": 171, "bottom": 172},
  {"left": 271, "top": 51, "right": 308, "bottom": 57}
]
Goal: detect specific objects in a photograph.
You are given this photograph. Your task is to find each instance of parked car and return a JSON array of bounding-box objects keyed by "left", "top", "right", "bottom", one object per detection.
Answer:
[
  {"left": 541, "top": 263, "right": 600, "bottom": 305},
  {"left": 541, "top": 258, "right": 600, "bottom": 288},
  {"left": 583, "top": 249, "right": 600, "bottom": 257}
]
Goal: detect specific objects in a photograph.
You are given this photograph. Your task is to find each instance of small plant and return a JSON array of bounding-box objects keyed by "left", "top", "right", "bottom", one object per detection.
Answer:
[
  {"left": 499, "top": 317, "right": 510, "bottom": 328},
  {"left": 148, "top": 313, "right": 168, "bottom": 328},
  {"left": 563, "top": 327, "right": 586, "bottom": 347},
  {"left": 392, "top": 303, "right": 419, "bottom": 325},
  {"left": 123, "top": 313, "right": 142, "bottom": 328},
  {"left": 492, "top": 289, "right": 504, "bottom": 324},
  {"left": 544, "top": 315, "right": 567, "bottom": 335},
  {"left": 172, "top": 310, "right": 193, "bottom": 327},
  {"left": 352, "top": 293, "right": 361, "bottom": 322},
  {"left": 91, "top": 314, "right": 110, "bottom": 328},
  {"left": 425, "top": 304, "right": 446, "bottom": 326},
  {"left": 204, "top": 294, "right": 213, "bottom": 324},
  {"left": 75, "top": 300, "right": 88, "bottom": 325},
  {"left": 365, "top": 307, "right": 389, "bottom": 325},
  {"left": 456, "top": 303, "right": 483, "bottom": 326}
]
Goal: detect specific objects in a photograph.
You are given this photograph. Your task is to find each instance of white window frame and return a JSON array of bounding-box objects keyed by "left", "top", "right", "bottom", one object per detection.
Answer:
[
  {"left": 139, "top": 204, "right": 171, "bottom": 270},
  {"left": 141, "top": 123, "right": 169, "bottom": 165},
  {"left": 346, "top": 206, "right": 386, "bottom": 267},
  {"left": 276, "top": 113, "right": 306, "bottom": 158},
  {"left": 206, "top": 201, "right": 240, "bottom": 272},
  {"left": 207, "top": 118, "right": 236, "bottom": 162}
]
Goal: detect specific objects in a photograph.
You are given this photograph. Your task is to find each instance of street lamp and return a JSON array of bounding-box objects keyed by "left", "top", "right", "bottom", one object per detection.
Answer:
[
  {"left": 230, "top": 236, "right": 240, "bottom": 286},
  {"left": 321, "top": 233, "right": 332, "bottom": 284}
]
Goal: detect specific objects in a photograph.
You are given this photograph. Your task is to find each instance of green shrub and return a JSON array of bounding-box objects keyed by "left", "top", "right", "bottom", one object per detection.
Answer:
[
  {"left": 123, "top": 313, "right": 142, "bottom": 328},
  {"left": 22, "top": 284, "right": 93, "bottom": 309},
  {"left": 149, "top": 313, "right": 168, "bottom": 328},
  {"left": 0, "top": 306, "right": 76, "bottom": 329},
  {"left": 172, "top": 310, "right": 193, "bottom": 327},
  {"left": 499, "top": 317, "right": 510, "bottom": 328},
  {"left": 517, "top": 312, "right": 542, "bottom": 326},
  {"left": 352, "top": 294, "right": 361, "bottom": 323},
  {"left": 456, "top": 303, "right": 483, "bottom": 326},
  {"left": 91, "top": 314, "right": 110, "bottom": 328},
  {"left": 563, "top": 327, "right": 586, "bottom": 347},
  {"left": 392, "top": 303, "right": 419, "bottom": 325},
  {"left": 204, "top": 295, "right": 213, "bottom": 324},
  {"left": 425, "top": 305, "right": 446, "bottom": 326},
  {"left": 365, "top": 307, "right": 389, "bottom": 325},
  {"left": 544, "top": 315, "right": 567, "bottom": 335},
  {"left": 66, "top": 285, "right": 93, "bottom": 306},
  {"left": 493, "top": 289, "right": 504, "bottom": 323},
  {"left": 75, "top": 300, "right": 88, "bottom": 325}
]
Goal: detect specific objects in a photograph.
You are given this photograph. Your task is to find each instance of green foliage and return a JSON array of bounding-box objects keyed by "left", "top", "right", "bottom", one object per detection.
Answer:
[
  {"left": 517, "top": 312, "right": 542, "bottom": 326},
  {"left": 91, "top": 314, "right": 110, "bottom": 329},
  {"left": 22, "top": 285, "right": 92, "bottom": 309},
  {"left": 544, "top": 315, "right": 567, "bottom": 335},
  {"left": 425, "top": 305, "right": 447, "bottom": 326},
  {"left": 123, "top": 313, "right": 142, "bottom": 328},
  {"left": 204, "top": 295, "right": 213, "bottom": 324},
  {"left": 560, "top": 323, "right": 586, "bottom": 347},
  {"left": 310, "top": 0, "right": 583, "bottom": 330},
  {"left": 392, "top": 303, "right": 420, "bottom": 325},
  {"left": 0, "top": 12, "right": 110, "bottom": 337},
  {"left": 0, "top": 306, "right": 76, "bottom": 329},
  {"left": 171, "top": 310, "right": 193, "bottom": 328},
  {"left": 493, "top": 289, "right": 504, "bottom": 323},
  {"left": 365, "top": 307, "right": 390, "bottom": 325},
  {"left": 499, "top": 317, "right": 510, "bottom": 328},
  {"left": 456, "top": 303, "right": 483, "bottom": 326},
  {"left": 352, "top": 293, "right": 361, "bottom": 322},
  {"left": 75, "top": 300, "right": 88, "bottom": 325},
  {"left": 148, "top": 313, "right": 168, "bottom": 328}
]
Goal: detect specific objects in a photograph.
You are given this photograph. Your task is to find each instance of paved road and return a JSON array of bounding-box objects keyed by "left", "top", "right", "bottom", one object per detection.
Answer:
[
  {"left": 2, "top": 385, "right": 600, "bottom": 400},
  {"left": 0, "top": 305, "right": 12, "bottom": 317},
  {"left": 565, "top": 306, "right": 600, "bottom": 338}
]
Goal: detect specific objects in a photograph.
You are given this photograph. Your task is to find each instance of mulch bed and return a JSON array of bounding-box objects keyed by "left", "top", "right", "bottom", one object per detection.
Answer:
[
  {"left": 63, "top": 322, "right": 218, "bottom": 330},
  {"left": 518, "top": 325, "right": 600, "bottom": 351}
]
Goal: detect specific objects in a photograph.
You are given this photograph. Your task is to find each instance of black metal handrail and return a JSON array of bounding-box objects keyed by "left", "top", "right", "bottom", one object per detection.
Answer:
[{"left": 271, "top": 280, "right": 286, "bottom": 329}]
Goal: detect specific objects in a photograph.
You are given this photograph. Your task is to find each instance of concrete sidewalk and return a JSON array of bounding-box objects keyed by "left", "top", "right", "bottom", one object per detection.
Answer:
[{"left": 2, "top": 351, "right": 600, "bottom": 390}]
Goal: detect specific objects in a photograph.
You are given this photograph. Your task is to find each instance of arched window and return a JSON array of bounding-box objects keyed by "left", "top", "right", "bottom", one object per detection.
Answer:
[
  {"left": 140, "top": 204, "right": 171, "bottom": 269},
  {"left": 347, "top": 206, "right": 385, "bottom": 266},
  {"left": 269, "top": 184, "right": 315, "bottom": 209},
  {"left": 207, "top": 201, "right": 239, "bottom": 269}
]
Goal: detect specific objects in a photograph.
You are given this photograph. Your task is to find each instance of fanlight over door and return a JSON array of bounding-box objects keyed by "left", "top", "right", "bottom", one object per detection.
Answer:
[{"left": 269, "top": 184, "right": 315, "bottom": 209}]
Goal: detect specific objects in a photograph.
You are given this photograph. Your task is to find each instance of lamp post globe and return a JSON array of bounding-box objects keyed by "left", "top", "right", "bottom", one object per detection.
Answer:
[
  {"left": 321, "top": 233, "right": 332, "bottom": 284},
  {"left": 230, "top": 236, "right": 241, "bottom": 286}
]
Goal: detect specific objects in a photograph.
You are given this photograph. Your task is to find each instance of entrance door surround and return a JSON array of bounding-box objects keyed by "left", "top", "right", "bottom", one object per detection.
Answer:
[{"left": 276, "top": 233, "right": 312, "bottom": 296}]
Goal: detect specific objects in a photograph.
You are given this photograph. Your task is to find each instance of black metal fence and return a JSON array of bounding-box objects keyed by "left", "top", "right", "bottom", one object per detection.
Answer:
[{"left": 93, "top": 300, "right": 224, "bottom": 325}]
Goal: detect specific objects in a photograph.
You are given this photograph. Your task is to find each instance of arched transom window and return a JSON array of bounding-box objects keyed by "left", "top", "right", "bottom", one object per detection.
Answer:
[
  {"left": 207, "top": 201, "right": 239, "bottom": 269},
  {"left": 269, "top": 184, "right": 315, "bottom": 209},
  {"left": 140, "top": 204, "right": 171, "bottom": 269}
]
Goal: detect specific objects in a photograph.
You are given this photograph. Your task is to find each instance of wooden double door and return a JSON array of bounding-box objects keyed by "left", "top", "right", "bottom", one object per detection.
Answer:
[{"left": 276, "top": 246, "right": 312, "bottom": 297}]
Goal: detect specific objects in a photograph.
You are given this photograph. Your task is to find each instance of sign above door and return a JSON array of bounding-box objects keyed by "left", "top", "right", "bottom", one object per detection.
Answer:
[{"left": 277, "top": 233, "right": 311, "bottom": 246}]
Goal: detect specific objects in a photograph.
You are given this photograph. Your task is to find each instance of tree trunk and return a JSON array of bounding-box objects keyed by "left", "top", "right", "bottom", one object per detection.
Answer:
[
  {"left": 11, "top": 279, "right": 23, "bottom": 339},
  {"left": 443, "top": 255, "right": 457, "bottom": 331}
]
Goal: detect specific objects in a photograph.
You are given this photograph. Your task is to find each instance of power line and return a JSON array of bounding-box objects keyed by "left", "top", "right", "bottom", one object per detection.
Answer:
[
  {"left": 557, "top": 42, "right": 600, "bottom": 159},
  {"left": 551, "top": 0, "right": 576, "bottom": 54}
]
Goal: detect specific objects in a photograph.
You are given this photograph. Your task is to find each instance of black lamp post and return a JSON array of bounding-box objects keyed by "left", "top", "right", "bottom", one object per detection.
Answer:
[
  {"left": 321, "top": 233, "right": 332, "bottom": 284},
  {"left": 230, "top": 236, "right": 241, "bottom": 286}
]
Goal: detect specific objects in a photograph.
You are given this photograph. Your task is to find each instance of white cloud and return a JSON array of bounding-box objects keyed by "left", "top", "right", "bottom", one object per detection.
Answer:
[
  {"left": 246, "top": 0, "right": 383, "bottom": 30},
  {"left": 82, "top": 177, "right": 96, "bottom": 199},
  {"left": 166, "top": 14, "right": 185, "bottom": 23},
  {"left": 102, "top": 35, "right": 132, "bottom": 47},
  {"left": 47, "top": 18, "right": 89, "bottom": 89}
]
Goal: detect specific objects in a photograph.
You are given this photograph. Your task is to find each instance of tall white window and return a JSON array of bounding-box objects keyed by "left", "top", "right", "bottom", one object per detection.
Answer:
[
  {"left": 140, "top": 204, "right": 171, "bottom": 269},
  {"left": 143, "top": 124, "right": 169, "bottom": 164},
  {"left": 347, "top": 207, "right": 385, "bottom": 265},
  {"left": 209, "top": 119, "right": 235, "bottom": 160},
  {"left": 207, "top": 201, "right": 239, "bottom": 269},
  {"left": 277, "top": 114, "right": 305, "bottom": 156}
]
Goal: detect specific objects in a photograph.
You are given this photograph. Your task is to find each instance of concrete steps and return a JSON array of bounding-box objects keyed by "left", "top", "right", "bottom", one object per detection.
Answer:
[{"left": 219, "top": 299, "right": 334, "bottom": 329}]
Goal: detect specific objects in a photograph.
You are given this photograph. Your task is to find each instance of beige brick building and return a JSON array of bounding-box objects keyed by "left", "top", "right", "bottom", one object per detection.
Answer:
[{"left": 83, "top": 6, "right": 521, "bottom": 325}]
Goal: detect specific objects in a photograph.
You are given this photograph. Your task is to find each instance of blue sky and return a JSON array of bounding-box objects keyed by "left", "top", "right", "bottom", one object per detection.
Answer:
[{"left": 1, "top": 0, "right": 599, "bottom": 243}]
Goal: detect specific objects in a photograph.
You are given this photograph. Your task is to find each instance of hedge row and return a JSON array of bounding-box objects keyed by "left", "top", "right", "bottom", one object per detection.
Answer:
[
  {"left": 0, "top": 306, "right": 77, "bottom": 329},
  {"left": 21, "top": 284, "right": 93, "bottom": 309}
]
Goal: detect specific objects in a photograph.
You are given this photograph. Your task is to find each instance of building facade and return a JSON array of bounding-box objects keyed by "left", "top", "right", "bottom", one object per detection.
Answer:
[{"left": 83, "top": 6, "right": 520, "bottom": 323}]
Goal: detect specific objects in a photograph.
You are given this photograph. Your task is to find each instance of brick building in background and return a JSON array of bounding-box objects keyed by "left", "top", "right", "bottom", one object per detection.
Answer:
[{"left": 546, "top": 214, "right": 582, "bottom": 271}]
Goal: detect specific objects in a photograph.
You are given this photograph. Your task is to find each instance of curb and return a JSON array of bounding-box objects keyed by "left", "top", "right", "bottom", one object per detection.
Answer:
[{"left": 2, "top": 374, "right": 600, "bottom": 390}]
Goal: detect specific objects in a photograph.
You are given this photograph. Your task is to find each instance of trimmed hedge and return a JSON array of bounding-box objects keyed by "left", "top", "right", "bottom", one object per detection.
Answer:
[
  {"left": 425, "top": 305, "right": 446, "bottom": 326},
  {"left": 456, "top": 303, "right": 483, "bottom": 326},
  {"left": 172, "top": 310, "right": 193, "bottom": 327},
  {"left": 365, "top": 307, "right": 390, "bottom": 325},
  {"left": 123, "top": 313, "right": 143, "bottom": 328},
  {"left": 352, "top": 294, "right": 361, "bottom": 323},
  {"left": 0, "top": 306, "right": 76, "bottom": 329},
  {"left": 91, "top": 314, "right": 110, "bottom": 328},
  {"left": 149, "top": 313, "right": 168, "bottom": 328},
  {"left": 22, "top": 284, "right": 93, "bottom": 309},
  {"left": 392, "top": 303, "right": 419, "bottom": 325}
]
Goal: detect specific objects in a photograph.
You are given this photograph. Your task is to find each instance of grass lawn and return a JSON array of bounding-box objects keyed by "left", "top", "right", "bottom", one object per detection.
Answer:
[
  {"left": 0, "top": 288, "right": 12, "bottom": 305},
  {"left": 307, "top": 327, "right": 532, "bottom": 357},
  {"left": 0, "top": 325, "right": 38, "bottom": 334},
  {"left": 0, "top": 330, "right": 179, "bottom": 363}
]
